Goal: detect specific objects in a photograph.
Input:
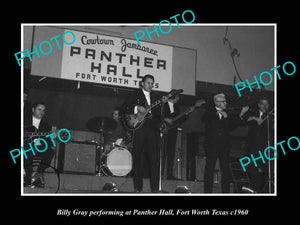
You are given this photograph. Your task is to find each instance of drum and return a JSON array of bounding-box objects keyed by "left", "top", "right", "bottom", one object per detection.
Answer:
[
  {"left": 104, "top": 136, "right": 132, "bottom": 154},
  {"left": 104, "top": 142, "right": 115, "bottom": 154},
  {"left": 101, "top": 147, "right": 132, "bottom": 177}
]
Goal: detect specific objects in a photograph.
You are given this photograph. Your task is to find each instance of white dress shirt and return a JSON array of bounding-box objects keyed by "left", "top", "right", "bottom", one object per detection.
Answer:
[
  {"left": 168, "top": 101, "right": 174, "bottom": 114},
  {"left": 32, "top": 116, "right": 42, "bottom": 145},
  {"left": 134, "top": 88, "right": 151, "bottom": 114},
  {"left": 142, "top": 88, "right": 151, "bottom": 106},
  {"left": 215, "top": 106, "right": 223, "bottom": 120},
  {"left": 32, "top": 116, "right": 41, "bottom": 129}
]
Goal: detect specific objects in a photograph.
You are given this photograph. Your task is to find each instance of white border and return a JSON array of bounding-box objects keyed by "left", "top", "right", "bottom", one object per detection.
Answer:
[{"left": 20, "top": 23, "right": 277, "bottom": 196}]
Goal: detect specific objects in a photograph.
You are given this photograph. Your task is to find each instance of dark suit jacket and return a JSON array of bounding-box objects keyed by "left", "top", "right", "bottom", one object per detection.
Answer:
[
  {"left": 122, "top": 88, "right": 162, "bottom": 129},
  {"left": 162, "top": 101, "right": 188, "bottom": 128},
  {"left": 243, "top": 109, "right": 270, "bottom": 152},
  {"left": 162, "top": 101, "right": 180, "bottom": 118},
  {"left": 24, "top": 101, "right": 32, "bottom": 126},
  {"left": 202, "top": 107, "right": 242, "bottom": 152},
  {"left": 25, "top": 118, "right": 52, "bottom": 132}
]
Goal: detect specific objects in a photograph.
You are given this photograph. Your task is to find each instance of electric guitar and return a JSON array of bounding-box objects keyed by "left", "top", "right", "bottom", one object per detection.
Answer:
[
  {"left": 160, "top": 99, "right": 206, "bottom": 134},
  {"left": 24, "top": 125, "right": 70, "bottom": 144},
  {"left": 123, "top": 89, "right": 183, "bottom": 131},
  {"left": 24, "top": 125, "right": 52, "bottom": 144}
]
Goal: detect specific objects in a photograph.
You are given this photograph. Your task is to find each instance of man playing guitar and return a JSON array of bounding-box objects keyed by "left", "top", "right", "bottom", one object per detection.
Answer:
[
  {"left": 161, "top": 92, "right": 206, "bottom": 180},
  {"left": 122, "top": 75, "right": 168, "bottom": 193},
  {"left": 24, "top": 101, "right": 55, "bottom": 188}
]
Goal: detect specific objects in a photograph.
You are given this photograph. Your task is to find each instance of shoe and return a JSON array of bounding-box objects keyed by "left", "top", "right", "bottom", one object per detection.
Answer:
[
  {"left": 24, "top": 177, "right": 31, "bottom": 187},
  {"left": 31, "top": 177, "right": 45, "bottom": 188},
  {"left": 151, "top": 189, "right": 169, "bottom": 193},
  {"left": 134, "top": 189, "right": 142, "bottom": 193},
  {"left": 167, "top": 175, "right": 180, "bottom": 180}
]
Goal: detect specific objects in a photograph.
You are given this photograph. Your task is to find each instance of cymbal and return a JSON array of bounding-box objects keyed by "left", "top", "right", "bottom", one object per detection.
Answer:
[{"left": 86, "top": 116, "right": 117, "bottom": 133}]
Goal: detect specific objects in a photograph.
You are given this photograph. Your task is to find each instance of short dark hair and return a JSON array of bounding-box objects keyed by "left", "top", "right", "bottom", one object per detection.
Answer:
[
  {"left": 141, "top": 74, "right": 155, "bottom": 83},
  {"left": 258, "top": 96, "right": 270, "bottom": 103},
  {"left": 169, "top": 89, "right": 180, "bottom": 100},
  {"left": 113, "top": 107, "right": 123, "bottom": 116},
  {"left": 32, "top": 101, "right": 46, "bottom": 109}
]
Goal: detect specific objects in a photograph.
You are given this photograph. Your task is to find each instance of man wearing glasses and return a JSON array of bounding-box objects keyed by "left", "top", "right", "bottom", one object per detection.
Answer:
[{"left": 202, "top": 93, "right": 249, "bottom": 193}]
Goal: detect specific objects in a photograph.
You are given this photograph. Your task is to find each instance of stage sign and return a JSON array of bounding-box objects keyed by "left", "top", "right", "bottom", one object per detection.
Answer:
[{"left": 60, "top": 29, "right": 173, "bottom": 91}]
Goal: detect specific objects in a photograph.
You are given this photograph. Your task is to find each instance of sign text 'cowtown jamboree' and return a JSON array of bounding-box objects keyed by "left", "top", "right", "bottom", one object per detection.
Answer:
[{"left": 61, "top": 30, "right": 173, "bottom": 92}]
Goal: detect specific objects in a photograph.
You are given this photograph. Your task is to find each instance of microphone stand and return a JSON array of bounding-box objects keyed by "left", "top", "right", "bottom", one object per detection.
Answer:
[
  {"left": 96, "top": 127, "right": 105, "bottom": 176},
  {"left": 159, "top": 129, "right": 164, "bottom": 191},
  {"left": 158, "top": 102, "right": 167, "bottom": 192},
  {"left": 265, "top": 112, "right": 274, "bottom": 193}
]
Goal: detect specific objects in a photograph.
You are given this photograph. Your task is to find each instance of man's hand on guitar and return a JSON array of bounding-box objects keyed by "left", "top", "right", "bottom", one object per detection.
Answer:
[
  {"left": 256, "top": 117, "right": 264, "bottom": 125},
  {"left": 240, "top": 106, "right": 250, "bottom": 117},
  {"left": 247, "top": 116, "right": 264, "bottom": 125},
  {"left": 187, "top": 107, "right": 195, "bottom": 113},
  {"left": 195, "top": 99, "right": 206, "bottom": 107},
  {"left": 137, "top": 106, "right": 146, "bottom": 113},
  {"left": 164, "top": 118, "right": 173, "bottom": 125}
]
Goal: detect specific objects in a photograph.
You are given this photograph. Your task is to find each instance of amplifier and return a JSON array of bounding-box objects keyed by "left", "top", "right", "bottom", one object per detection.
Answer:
[{"left": 63, "top": 141, "right": 97, "bottom": 174}]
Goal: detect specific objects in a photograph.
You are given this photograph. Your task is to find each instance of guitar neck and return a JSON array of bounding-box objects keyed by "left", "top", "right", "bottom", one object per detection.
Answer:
[
  {"left": 146, "top": 91, "right": 181, "bottom": 112},
  {"left": 24, "top": 131, "right": 51, "bottom": 137},
  {"left": 171, "top": 106, "right": 196, "bottom": 122},
  {"left": 261, "top": 108, "right": 274, "bottom": 122},
  {"left": 147, "top": 99, "right": 161, "bottom": 110}
]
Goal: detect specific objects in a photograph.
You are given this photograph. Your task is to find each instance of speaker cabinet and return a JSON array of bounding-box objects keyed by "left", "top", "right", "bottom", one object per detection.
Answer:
[{"left": 63, "top": 142, "right": 97, "bottom": 174}]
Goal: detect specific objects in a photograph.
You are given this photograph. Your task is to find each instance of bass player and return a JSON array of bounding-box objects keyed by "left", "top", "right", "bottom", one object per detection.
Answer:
[{"left": 161, "top": 96, "right": 206, "bottom": 180}]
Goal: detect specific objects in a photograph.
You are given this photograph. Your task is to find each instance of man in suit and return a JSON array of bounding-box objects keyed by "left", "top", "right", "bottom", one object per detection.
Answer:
[
  {"left": 243, "top": 96, "right": 273, "bottom": 192},
  {"left": 24, "top": 101, "right": 55, "bottom": 188},
  {"left": 202, "top": 93, "right": 249, "bottom": 193},
  {"left": 161, "top": 91, "right": 181, "bottom": 180},
  {"left": 122, "top": 75, "right": 167, "bottom": 192}
]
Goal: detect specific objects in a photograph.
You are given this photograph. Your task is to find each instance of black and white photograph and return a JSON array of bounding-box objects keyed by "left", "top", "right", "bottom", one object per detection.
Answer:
[
  {"left": 21, "top": 24, "right": 276, "bottom": 195},
  {"left": 4, "top": 5, "right": 299, "bottom": 223}
]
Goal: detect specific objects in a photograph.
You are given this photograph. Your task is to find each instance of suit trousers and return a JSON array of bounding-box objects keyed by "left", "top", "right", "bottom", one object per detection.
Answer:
[
  {"left": 246, "top": 144, "right": 268, "bottom": 192},
  {"left": 162, "top": 129, "right": 177, "bottom": 178},
  {"left": 24, "top": 144, "right": 55, "bottom": 181},
  {"left": 186, "top": 132, "right": 198, "bottom": 181},
  {"left": 204, "top": 143, "right": 230, "bottom": 193},
  {"left": 132, "top": 120, "right": 160, "bottom": 192}
]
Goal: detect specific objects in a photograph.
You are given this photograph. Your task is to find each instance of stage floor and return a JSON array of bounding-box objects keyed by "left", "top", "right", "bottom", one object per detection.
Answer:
[{"left": 23, "top": 172, "right": 225, "bottom": 194}]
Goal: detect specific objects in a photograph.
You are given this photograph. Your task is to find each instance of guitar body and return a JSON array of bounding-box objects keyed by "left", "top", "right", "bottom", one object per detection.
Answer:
[
  {"left": 123, "top": 89, "right": 184, "bottom": 131},
  {"left": 24, "top": 125, "right": 51, "bottom": 145},
  {"left": 159, "top": 99, "right": 206, "bottom": 134},
  {"left": 24, "top": 125, "right": 38, "bottom": 144},
  {"left": 123, "top": 112, "right": 152, "bottom": 130},
  {"left": 160, "top": 120, "right": 176, "bottom": 134}
]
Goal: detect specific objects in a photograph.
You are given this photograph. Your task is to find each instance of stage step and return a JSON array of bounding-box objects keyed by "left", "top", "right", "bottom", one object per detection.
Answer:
[{"left": 24, "top": 172, "right": 223, "bottom": 194}]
